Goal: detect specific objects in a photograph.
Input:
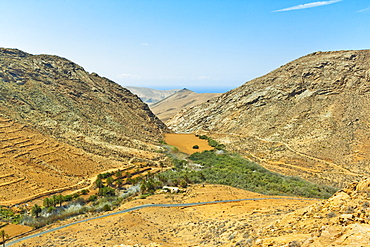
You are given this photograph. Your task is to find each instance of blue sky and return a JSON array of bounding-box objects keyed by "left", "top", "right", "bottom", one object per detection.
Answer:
[{"left": 1, "top": 0, "right": 369, "bottom": 93}]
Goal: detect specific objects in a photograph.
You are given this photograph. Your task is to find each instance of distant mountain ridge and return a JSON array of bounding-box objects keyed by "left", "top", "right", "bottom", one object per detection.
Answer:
[
  {"left": 125, "top": 86, "right": 181, "bottom": 105},
  {"left": 168, "top": 50, "right": 370, "bottom": 188},
  {"left": 150, "top": 88, "right": 221, "bottom": 122}
]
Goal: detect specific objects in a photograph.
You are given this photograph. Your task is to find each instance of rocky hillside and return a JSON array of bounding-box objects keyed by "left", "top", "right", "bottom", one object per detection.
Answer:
[
  {"left": 150, "top": 88, "right": 221, "bottom": 122},
  {"left": 0, "top": 48, "right": 169, "bottom": 160},
  {"left": 125, "top": 86, "right": 181, "bottom": 105},
  {"left": 168, "top": 50, "right": 370, "bottom": 187},
  {"left": 255, "top": 179, "right": 370, "bottom": 246},
  {"left": 0, "top": 48, "right": 171, "bottom": 202}
]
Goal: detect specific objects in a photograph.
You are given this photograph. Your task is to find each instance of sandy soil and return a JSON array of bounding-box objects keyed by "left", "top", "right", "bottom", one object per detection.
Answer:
[
  {"left": 12, "top": 184, "right": 319, "bottom": 247},
  {"left": 1, "top": 224, "right": 32, "bottom": 240},
  {"left": 164, "top": 133, "right": 213, "bottom": 154}
]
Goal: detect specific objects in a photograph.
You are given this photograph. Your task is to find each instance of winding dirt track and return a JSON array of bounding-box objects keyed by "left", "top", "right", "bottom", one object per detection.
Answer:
[
  {"left": 6, "top": 197, "right": 316, "bottom": 246},
  {"left": 214, "top": 132, "right": 360, "bottom": 177}
]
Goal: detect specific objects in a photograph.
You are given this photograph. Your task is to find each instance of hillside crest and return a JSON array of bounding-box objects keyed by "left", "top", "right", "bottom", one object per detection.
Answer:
[{"left": 168, "top": 50, "right": 370, "bottom": 187}]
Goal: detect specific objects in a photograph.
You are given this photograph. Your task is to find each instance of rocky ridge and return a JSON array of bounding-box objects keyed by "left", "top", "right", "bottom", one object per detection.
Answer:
[
  {"left": 0, "top": 48, "right": 169, "bottom": 160},
  {"left": 168, "top": 50, "right": 370, "bottom": 187},
  {"left": 150, "top": 88, "right": 221, "bottom": 122}
]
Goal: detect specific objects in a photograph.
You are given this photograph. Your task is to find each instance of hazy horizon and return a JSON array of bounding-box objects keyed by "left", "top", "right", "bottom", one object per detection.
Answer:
[{"left": 124, "top": 85, "right": 233, "bottom": 94}]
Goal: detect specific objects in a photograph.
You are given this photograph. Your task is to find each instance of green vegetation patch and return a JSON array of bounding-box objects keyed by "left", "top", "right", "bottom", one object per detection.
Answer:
[
  {"left": 161, "top": 150, "right": 337, "bottom": 199},
  {"left": 197, "top": 135, "right": 225, "bottom": 150}
]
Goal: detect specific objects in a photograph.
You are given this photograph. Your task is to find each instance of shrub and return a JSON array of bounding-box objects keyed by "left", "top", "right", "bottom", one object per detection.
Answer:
[
  {"left": 47, "top": 206, "right": 55, "bottom": 213},
  {"left": 98, "top": 187, "right": 115, "bottom": 197},
  {"left": 72, "top": 193, "right": 80, "bottom": 199},
  {"left": 88, "top": 195, "right": 98, "bottom": 202},
  {"left": 139, "top": 194, "right": 151, "bottom": 199},
  {"left": 63, "top": 195, "right": 73, "bottom": 202},
  {"left": 81, "top": 189, "right": 89, "bottom": 195},
  {"left": 115, "top": 179, "right": 123, "bottom": 188},
  {"left": 327, "top": 212, "right": 336, "bottom": 218},
  {"left": 101, "top": 172, "right": 113, "bottom": 179},
  {"left": 106, "top": 177, "right": 114, "bottom": 187},
  {"left": 179, "top": 180, "right": 188, "bottom": 188},
  {"left": 102, "top": 204, "right": 111, "bottom": 211},
  {"left": 192, "top": 145, "right": 199, "bottom": 149},
  {"left": 74, "top": 197, "right": 85, "bottom": 205},
  {"left": 115, "top": 170, "right": 122, "bottom": 178}
]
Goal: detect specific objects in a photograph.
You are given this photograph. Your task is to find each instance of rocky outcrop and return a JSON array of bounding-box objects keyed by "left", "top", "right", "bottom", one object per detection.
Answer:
[
  {"left": 168, "top": 50, "right": 370, "bottom": 187},
  {"left": 255, "top": 179, "right": 370, "bottom": 246},
  {"left": 0, "top": 48, "right": 169, "bottom": 159}
]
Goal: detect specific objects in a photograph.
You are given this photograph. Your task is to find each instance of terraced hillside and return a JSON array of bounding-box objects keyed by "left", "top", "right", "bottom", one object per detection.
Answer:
[{"left": 0, "top": 116, "right": 132, "bottom": 203}]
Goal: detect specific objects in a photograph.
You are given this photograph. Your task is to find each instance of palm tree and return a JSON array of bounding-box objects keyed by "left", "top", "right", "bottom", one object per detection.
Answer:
[
  {"left": 52, "top": 195, "right": 58, "bottom": 207},
  {"left": 95, "top": 178, "right": 103, "bottom": 188},
  {"left": 32, "top": 204, "right": 42, "bottom": 217},
  {"left": 43, "top": 197, "right": 51, "bottom": 208},
  {"left": 57, "top": 194, "right": 64, "bottom": 207},
  {"left": 0, "top": 229, "right": 9, "bottom": 247}
]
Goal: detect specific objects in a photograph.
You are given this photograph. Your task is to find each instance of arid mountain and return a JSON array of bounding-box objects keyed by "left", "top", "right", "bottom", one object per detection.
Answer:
[
  {"left": 0, "top": 48, "right": 169, "bottom": 159},
  {"left": 150, "top": 88, "right": 221, "bottom": 122},
  {"left": 125, "top": 86, "right": 181, "bottom": 105},
  {"left": 0, "top": 48, "right": 170, "bottom": 202},
  {"left": 168, "top": 50, "right": 370, "bottom": 188}
]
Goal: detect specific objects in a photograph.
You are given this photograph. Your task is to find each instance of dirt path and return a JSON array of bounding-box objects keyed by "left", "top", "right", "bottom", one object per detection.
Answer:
[
  {"left": 7, "top": 197, "right": 317, "bottom": 246},
  {"left": 7, "top": 184, "right": 320, "bottom": 247},
  {"left": 245, "top": 152, "right": 321, "bottom": 174},
  {"left": 214, "top": 132, "right": 360, "bottom": 177},
  {"left": 254, "top": 136, "right": 358, "bottom": 176},
  {"left": 0, "top": 178, "right": 25, "bottom": 187}
]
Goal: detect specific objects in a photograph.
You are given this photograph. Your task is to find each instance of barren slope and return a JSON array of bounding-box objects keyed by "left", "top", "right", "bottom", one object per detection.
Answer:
[
  {"left": 125, "top": 86, "right": 181, "bottom": 105},
  {"left": 0, "top": 48, "right": 169, "bottom": 160},
  {"left": 150, "top": 89, "right": 221, "bottom": 122},
  {"left": 168, "top": 50, "right": 370, "bottom": 187}
]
